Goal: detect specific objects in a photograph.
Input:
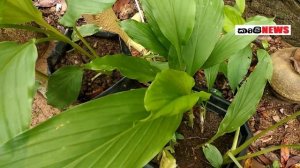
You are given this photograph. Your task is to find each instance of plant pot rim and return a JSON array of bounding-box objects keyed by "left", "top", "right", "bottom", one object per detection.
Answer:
[
  {"left": 144, "top": 88, "right": 252, "bottom": 168},
  {"left": 47, "top": 29, "right": 132, "bottom": 100}
]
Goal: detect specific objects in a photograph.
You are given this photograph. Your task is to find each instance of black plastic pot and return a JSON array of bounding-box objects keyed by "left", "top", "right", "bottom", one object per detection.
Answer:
[
  {"left": 206, "top": 93, "right": 252, "bottom": 168},
  {"left": 47, "top": 29, "right": 135, "bottom": 100},
  {"left": 47, "top": 30, "right": 251, "bottom": 167},
  {"left": 142, "top": 91, "right": 252, "bottom": 168}
]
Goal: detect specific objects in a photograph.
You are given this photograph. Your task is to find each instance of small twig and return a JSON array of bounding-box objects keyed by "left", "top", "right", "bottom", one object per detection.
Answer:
[
  {"left": 134, "top": 0, "right": 145, "bottom": 23},
  {"left": 185, "top": 136, "right": 208, "bottom": 140},
  {"left": 91, "top": 72, "right": 102, "bottom": 82}
]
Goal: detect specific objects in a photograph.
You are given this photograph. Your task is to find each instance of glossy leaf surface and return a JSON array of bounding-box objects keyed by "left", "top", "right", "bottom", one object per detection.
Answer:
[
  {"left": 85, "top": 55, "right": 161, "bottom": 82},
  {"left": 204, "top": 64, "right": 220, "bottom": 91},
  {"left": 47, "top": 66, "right": 84, "bottom": 109},
  {"left": 0, "top": 0, "right": 44, "bottom": 25},
  {"left": 0, "top": 89, "right": 182, "bottom": 168},
  {"left": 223, "top": 5, "right": 245, "bottom": 32},
  {"left": 145, "top": 69, "right": 210, "bottom": 119},
  {"left": 140, "top": 0, "right": 171, "bottom": 51},
  {"left": 0, "top": 41, "right": 37, "bottom": 144},
  {"left": 202, "top": 31, "right": 256, "bottom": 69},
  {"left": 120, "top": 20, "right": 168, "bottom": 56},
  {"left": 203, "top": 17, "right": 275, "bottom": 69},
  {"left": 227, "top": 45, "right": 252, "bottom": 91},
  {"left": 215, "top": 50, "right": 272, "bottom": 136},
  {"left": 147, "top": 0, "right": 196, "bottom": 68},
  {"left": 182, "top": 0, "right": 224, "bottom": 75}
]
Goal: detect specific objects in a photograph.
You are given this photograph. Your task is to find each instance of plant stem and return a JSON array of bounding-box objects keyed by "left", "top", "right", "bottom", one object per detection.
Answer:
[
  {"left": 227, "top": 152, "right": 243, "bottom": 168},
  {"left": 35, "top": 20, "right": 94, "bottom": 59},
  {"left": 225, "top": 144, "right": 300, "bottom": 164},
  {"left": 35, "top": 70, "right": 48, "bottom": 86},
  {"left": 0, "top": 24, "right": 51, "bottom": 35},
  {"left": 35, "top": 37, "right": 57, "bottom": 44},
  {"left": 73, "top": 25, "right": 98, "bottom": 58},
  {"left": 197, "top": 133, "right": 220, "bottom": 149},
  {"left": 230, "top": 110, "right": 300, "bottom": 157},
  {"left": 231, "top": 127, "right": 240, "bottom": 151}
]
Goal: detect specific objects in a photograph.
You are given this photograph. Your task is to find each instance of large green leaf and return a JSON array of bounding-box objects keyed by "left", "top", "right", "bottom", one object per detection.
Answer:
[
  {"left": 60, "top": 0, "right": 116, "bottom": 27},
  {"left": 139, "top": 0, "right": 169, "bottom": 50},
  {"left": 202, "top": 31, "right": 256, "bottom": 69},
  {"left": 202, "top": 18, "right": 275, "bottom": 69},
  {"left": 215, "top": 50, "right": 272, "bottom": 137},
  {"left": 46, "top": 66, "right": 84, "bottom": 109},
  {"left": 84, "top": 54, "right": 161, "bottom": 82},
  {"left": 204, "top": 64, "right": 220, "bottom": 91},
  {"left": 0, "top": 89, "right": 182, "bottom": 167},
  {"left": 140, "top": 0, "right": 171, "bottom": 51},
  {"left": 0, "top": 0, "right": 44, "bottom": 25},
  {"left": 0, "top": 41, "right": 37, "bottom": 144},
  {"left": 223, "top": 5, "right": 245, "bottom": 33},
  {"left": 145, "top": 69, "right": 210, "bottom": 119},
  {"left": 182, "top": 0, "right": 224, "bottom": 75},
  {"left": 147, "top": 0, "right": 196, "bottom": 69},
  {"left": 120, "top": 20, "right": 168, "bottom": 57},
  {"left": 227, "top": 45, "right": 252, "bottom": 91}
]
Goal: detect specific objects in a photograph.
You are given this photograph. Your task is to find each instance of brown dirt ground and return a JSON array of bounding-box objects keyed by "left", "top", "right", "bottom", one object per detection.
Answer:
[
  {"left": 175, "top": 107, "right": 234, "bottom": 168},
  {"left": 53, "top": 36, "right": 123, "bottom": 102}
]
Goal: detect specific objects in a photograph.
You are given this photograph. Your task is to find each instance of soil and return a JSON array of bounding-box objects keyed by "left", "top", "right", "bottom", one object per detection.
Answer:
[
  {"left": 38, "top": 7, "right": 66, "bottom": 33},
  {"left": 54, "top": 36, "right": 123, "bottom": 102},
  {"left": 31, "top": 92, "right": 61, "bottom": 127},
  {"left": 175, "top": 107, "right": 234, "bottom": 168},
  {"left": 248, "top": 85, "right": 300, "bottom": 166}
]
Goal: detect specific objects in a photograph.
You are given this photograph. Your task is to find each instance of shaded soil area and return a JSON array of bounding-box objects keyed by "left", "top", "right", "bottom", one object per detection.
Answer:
[
  {"left": 248, "top": 85, "right": 300, "bottom": 166},
  {"left": 175, "top": 108, "right": 234, "bottom": 168},
  {"left": 54, "top": 36, "right": 123, "bottom": 102}
]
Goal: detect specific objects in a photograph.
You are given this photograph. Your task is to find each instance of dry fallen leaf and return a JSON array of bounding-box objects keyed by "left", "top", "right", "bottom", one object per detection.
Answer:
[
  {"left": 286, "top": 156, "right": 300, "bottom": 168},
  {"left": 281, "top": 147, "right": 290, "bottom": 166}
]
